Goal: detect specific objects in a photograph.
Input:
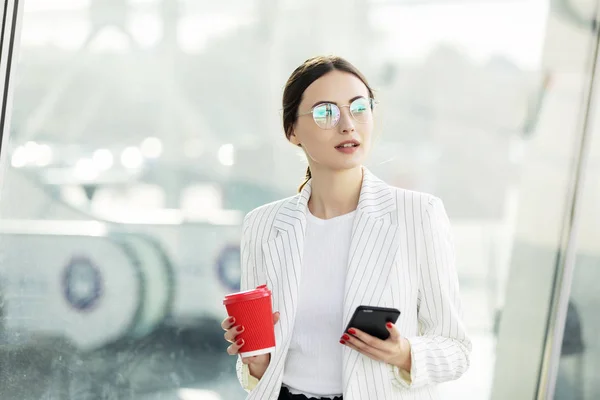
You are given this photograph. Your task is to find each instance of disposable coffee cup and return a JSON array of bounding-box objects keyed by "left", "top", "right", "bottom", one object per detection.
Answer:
[{"left": 223, "top": 284, "right": 276, "bottom": 357}]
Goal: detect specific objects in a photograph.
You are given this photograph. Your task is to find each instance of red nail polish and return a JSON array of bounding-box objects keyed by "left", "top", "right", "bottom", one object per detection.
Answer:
[
  {"left": 339, "top": 340, "right": 346, "bottom": 345},
  {"left": 342, "top": 334, "right": 350, "bottom": 341},
  {"left": 236, "top": 326, "right": 244, "bottom": 332},
  {"left": 348, "top": 328, "right": 356, "bottom": 335},
  {"left": 228, "top": 317, "right": 235, "bottom": 324},
  {"left": 236, "top": 338, "right": 244, "bottom": 345},
  {"left": 386, "top": 322, "right": 393, "bottom": 329}
]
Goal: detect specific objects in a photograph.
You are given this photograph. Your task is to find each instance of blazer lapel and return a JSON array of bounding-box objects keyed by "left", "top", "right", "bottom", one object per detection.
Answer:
[
  {"left": 263, "top": 185, "right": 310, "bottom": 340},
  {"left": 341, "top": 169, "right": 401, "bottom": 398},
  {"left": 250, "top": 184, "right": 311, "bottom": 400}
]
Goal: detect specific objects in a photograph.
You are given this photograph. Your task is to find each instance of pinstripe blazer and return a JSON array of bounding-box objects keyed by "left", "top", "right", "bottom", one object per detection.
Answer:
[{"left": 236, "top": 168, "right": 471, "bottom": 400}]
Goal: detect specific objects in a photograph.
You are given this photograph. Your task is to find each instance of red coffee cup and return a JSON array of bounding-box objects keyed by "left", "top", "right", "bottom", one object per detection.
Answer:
[{"left": 223, "top": 284, "right": 276, "bottom": 357}]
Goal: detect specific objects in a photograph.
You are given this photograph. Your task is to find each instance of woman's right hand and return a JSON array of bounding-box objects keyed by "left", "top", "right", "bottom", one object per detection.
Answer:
[{"left": 222, "top": 311, "right": 280, "bottom": 379}]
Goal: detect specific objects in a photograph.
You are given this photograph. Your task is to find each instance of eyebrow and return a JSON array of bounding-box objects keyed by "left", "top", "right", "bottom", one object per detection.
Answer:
[{"left": 310, "top": 95, "right": 366, "bottom": 109}]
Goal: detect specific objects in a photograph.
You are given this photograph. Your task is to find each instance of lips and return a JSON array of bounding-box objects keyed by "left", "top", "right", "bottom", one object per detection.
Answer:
[{"left": 335, "top": 140, "right": 360, "bottom": 149}]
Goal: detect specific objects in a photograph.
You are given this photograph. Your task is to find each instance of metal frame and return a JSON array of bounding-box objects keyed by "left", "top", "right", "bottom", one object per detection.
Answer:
[{"left": 0, "top": 0, "right": 21, "bottom": 166}]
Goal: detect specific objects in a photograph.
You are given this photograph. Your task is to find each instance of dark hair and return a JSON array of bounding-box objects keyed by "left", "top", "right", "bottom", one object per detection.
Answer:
[{"left": 282, "top": 55, "right": 375, "bottom": 192}]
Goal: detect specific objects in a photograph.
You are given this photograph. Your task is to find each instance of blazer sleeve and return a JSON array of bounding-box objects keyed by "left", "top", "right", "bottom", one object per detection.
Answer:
[
  {"left": 235, "top": 212, "right": 261, "bottom": 392},
  {"left": 391, "top": 196, "right": 472, "bottom": 389}
]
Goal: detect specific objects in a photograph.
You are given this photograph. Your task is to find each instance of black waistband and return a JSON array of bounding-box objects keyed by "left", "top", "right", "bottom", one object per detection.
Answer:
[{"left": 278, "top": 386, "right": 343, "bottom": 400}]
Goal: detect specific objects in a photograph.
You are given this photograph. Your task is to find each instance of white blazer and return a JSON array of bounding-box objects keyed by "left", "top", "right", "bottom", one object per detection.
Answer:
[{"left": 236, "top": 169, "right": 471, "bottom": 400}]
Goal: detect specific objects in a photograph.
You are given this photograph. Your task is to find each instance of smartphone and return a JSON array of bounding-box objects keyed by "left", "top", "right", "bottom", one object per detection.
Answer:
[{"left": 344, "top": 305, "right": 401, "bottom": 340}]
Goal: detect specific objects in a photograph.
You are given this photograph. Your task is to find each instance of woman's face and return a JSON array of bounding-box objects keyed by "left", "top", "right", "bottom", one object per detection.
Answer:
[{"left": 289, "top": 70, "right": 374, "bottom": 173}]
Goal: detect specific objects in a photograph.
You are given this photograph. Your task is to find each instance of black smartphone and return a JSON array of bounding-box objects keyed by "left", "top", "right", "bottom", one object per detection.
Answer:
[{"left": 344, "top": 305, "right": 401, "bottom": 340}]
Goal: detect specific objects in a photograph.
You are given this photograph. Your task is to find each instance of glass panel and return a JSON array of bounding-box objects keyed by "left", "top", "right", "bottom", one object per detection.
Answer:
[
  {"left": 0, "top": 0, "right": 593, "bottom": 399},
  {"left": 554, "top": 6, "right": 600, "bottom": 398},
  {"left": 491, "top": 1, "right": 600, "bottom": 398}
]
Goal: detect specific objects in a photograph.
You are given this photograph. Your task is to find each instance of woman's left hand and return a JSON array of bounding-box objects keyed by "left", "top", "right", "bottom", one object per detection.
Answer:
[{"left": 340, "top": 323, "right": 412, "bottom": 371}]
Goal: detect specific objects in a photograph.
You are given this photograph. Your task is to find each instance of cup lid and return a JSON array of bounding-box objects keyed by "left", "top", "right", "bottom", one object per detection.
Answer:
[{"left": 223, "top": 284, "right": 271, "bottom": 305}]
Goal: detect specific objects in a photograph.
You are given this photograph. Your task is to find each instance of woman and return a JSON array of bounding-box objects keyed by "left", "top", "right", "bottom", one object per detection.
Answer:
[{"left": 221, "top": 55, "right": 471, "bottom": 400}]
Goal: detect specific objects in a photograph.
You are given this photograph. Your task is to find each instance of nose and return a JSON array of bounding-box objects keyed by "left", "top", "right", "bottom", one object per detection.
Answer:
[{"left": 338, "top": 109, "right": 355, "bottom": 134}]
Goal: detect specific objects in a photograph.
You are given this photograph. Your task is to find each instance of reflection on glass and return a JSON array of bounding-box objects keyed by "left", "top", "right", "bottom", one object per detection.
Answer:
[
  {"left": 554, "top": 51, "right": 600, "bottom": 399},
  {"left": 0, "top": 0, "right": 574, "bottom": 399}
]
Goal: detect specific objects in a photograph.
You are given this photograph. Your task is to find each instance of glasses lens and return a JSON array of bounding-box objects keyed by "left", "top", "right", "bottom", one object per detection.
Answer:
[
  {"left": 313, "top": 103, "right": 340, "bottom": 129},
  {"left": 350, "top": 98, "right": 372, "bottom": 123}
]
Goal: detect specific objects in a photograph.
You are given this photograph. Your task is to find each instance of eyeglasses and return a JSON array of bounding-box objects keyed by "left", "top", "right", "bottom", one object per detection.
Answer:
[{"left": 297, "top": 97, "right": 376, "bottom": 130}]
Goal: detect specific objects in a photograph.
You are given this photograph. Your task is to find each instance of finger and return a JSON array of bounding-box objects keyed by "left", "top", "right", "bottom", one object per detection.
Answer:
[
  {"left": 347, "top": 328, "right": 387, "bottom": 351},
  {"left": 344, "top": 334, "right": 389, "bottom": 362},
  {"left": 224, "top": 325, "right": 244, "bottom": 343},
  {"left": 226, "top": 338, "right": 245, "bottom": 355},
  {"left": 221, "top": 316, "right": 236, "bottom": 331},
  {"left": 273, "top": 312, "right": 280, "bottom": 325},
  {"left": 342, "top": 339, "right": 381, "bottom": 361},
  {"left": 386, "top": 322, "right": 401, "bottom": 343},
  {"left": 342, "top": 332, "right": 367, "bottom": 351},
  {"left": 241, "top": 355, "right": 258, "bottom": 365}
]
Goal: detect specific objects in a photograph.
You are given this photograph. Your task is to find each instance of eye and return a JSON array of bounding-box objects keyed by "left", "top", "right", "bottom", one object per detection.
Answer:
[
  {"left": 312, "top": 103, "right": 341, "bottom": 129},
  {"left": 350, "top": 98, "right": 369, "bottom": 115}
]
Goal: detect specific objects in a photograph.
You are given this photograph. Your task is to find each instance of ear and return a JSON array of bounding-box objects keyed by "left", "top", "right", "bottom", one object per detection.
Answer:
[{"left": 288, "top": 130, "right": 301, "bottom": 146}]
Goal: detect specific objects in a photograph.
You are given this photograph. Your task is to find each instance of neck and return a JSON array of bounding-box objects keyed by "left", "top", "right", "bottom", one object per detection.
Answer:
[{"left": 307, "top": 166, "right": 363, "bottom": 220}]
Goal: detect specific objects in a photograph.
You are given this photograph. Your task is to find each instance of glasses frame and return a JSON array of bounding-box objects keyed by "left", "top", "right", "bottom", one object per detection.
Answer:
[{"left": 297, "top": 97, "right": 378, "bottom": 130}]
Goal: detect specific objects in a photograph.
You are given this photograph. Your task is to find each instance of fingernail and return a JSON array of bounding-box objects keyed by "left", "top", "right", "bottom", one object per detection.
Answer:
[
  {"left": 342, "top": 334, "right": 350, "bottom": 341},
  {"left": 236, "top": 326, "right": 244, "bottom": 332},
  {"left": 386, "top": 322, "right": 393, "bottom": 329},
  {"left": 348, "top": 328, "right": 356, "bottom": 335},
  {"left": 236, "top": 339, "right": 244, "bottom": 346},
  {"left": 339, "top": 340, "right": 346, "bottom": 345},
  {"left": 228, "top": 317, "right": 235, "bottom": 324}
]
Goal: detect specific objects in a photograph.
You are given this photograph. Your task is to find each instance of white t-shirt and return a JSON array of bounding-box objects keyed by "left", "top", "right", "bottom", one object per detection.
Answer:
[{"left": 282, "top": 208, "right": 356, "bottom": 398}]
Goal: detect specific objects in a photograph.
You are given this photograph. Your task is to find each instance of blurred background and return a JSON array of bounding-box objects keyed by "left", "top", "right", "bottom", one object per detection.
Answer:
[{"left": 0, "top": 0, "right": 599, "bottom": 399}]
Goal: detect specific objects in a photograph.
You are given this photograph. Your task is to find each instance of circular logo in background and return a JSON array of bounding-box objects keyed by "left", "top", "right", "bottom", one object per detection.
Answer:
[
  {"left": 62, "top": 256, "right": 103, "bottom": 312},
  {"left": 216, "top": 244, "right": 241, "bottom": 292}
]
